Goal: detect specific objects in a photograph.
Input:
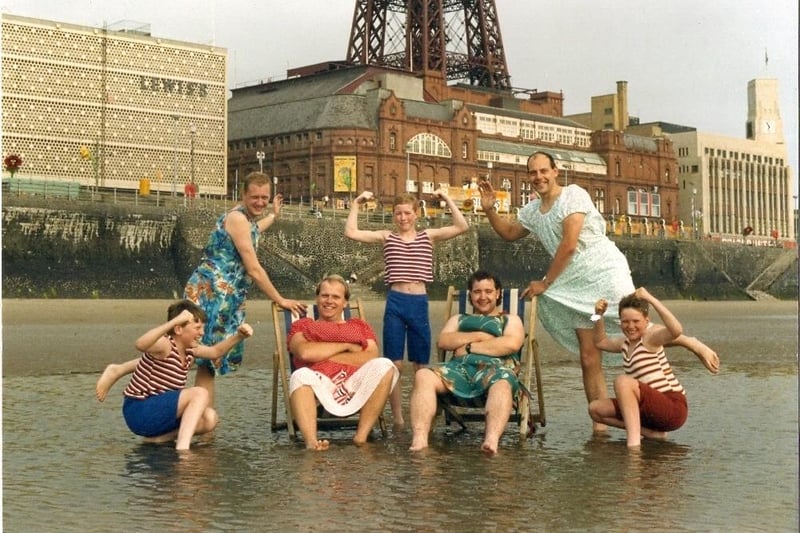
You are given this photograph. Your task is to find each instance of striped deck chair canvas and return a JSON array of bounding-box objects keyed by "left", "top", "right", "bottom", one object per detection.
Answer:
[
  {"left": 269, "top": 299, "right": 387, "bottom": 439},
  {"left": 436, "top": 286, "right": 546, "bottom": 439}
]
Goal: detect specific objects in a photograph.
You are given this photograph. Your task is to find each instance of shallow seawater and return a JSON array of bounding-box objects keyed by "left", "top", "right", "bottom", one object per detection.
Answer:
[{"left": 2, "top": 301, "right": 798, "bottom": 531}]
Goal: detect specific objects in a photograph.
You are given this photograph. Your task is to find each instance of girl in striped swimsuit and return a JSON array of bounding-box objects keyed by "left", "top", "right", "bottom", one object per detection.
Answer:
[
  {"left": 589, "top": 287, "right": 719, "bottom": 448},
  {"left": 345, "top": 188, "right": 469, "bottom": 427}
]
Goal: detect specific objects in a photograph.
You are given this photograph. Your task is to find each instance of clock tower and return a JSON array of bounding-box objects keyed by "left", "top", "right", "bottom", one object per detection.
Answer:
[{"left": 746, "top": 78, "right": 784, "bottom": 144}]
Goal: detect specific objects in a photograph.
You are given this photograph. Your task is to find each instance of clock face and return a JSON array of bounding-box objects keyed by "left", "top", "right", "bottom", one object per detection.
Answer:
[{"left": 763, "top": 120, "right": 775, "bottom": 133}]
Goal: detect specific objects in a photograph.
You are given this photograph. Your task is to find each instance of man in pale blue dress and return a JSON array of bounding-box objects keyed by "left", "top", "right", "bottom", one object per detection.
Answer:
[{"left": 478, "top": 151, "right": 718, "bottom": 431}]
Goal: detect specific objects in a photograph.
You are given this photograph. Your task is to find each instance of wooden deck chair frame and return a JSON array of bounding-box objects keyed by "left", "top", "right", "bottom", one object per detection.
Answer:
[
  {"left": 270, "top": 298, "right": 388, "bottom": 439},
  {"left": 436, "top": 286, "right": 546, "bottom": 439}
]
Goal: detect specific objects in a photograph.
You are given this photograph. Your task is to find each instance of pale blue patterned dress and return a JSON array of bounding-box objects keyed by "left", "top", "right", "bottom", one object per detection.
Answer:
[
  {"left": 517, "top": 184, "right": 635, "bottom": 355},
  {"left": 183, "top": 206, "right": 257, "bottom": 375}
]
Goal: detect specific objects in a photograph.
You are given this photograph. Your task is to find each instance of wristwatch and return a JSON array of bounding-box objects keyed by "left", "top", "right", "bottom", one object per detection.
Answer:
[
  {"left": 465, "top": 342, "right": 472, "bottom": 354},
  {"left": 590, "top": 314, "right": 602, "bottom": 323}
]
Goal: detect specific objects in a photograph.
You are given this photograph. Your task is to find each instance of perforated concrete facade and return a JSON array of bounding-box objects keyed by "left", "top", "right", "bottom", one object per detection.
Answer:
[{"left": 1, "top": 14, "right": 227, "bottom": 195}]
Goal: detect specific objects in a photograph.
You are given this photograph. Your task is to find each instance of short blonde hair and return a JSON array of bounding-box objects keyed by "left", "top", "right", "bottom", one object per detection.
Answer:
[
  {"left": 315, "top": 274, "right": 350, "bottom": 300},
  {"left": 392, "top": 194, "right": 418, "bottom": 211}
]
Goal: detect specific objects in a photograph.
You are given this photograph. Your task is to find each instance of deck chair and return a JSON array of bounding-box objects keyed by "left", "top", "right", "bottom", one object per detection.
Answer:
[
  {"left": 436, "top": 286, "right": 546, "bottom": 439},
  {"left": 270, "top": 299, "right": 388, "bottom": 439}
]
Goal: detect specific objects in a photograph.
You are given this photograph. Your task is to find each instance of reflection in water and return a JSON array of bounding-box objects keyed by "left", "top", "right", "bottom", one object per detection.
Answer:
[{"left": 2, "top": 302, "right": 798, "bottom": 531}]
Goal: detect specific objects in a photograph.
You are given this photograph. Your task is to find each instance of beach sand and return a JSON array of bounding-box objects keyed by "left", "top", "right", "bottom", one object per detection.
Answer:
[{"left": 1, "top": 298, "right": 459, "bottom": 377}]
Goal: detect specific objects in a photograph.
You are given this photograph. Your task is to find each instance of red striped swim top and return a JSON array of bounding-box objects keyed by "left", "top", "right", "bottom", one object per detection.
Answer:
[
  {"left": 383, "top": 230, "right": 434, "bottom": 284},
  {"left": 123, "top": 335, "right": 195, "bottom": 399}
]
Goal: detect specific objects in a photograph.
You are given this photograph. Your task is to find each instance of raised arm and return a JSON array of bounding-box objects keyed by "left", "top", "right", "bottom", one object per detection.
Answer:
[
  {"left": 636, "top": 287, "right": 683, "bottom": 348},
  {"left": 344, "top": 191, "right": 389, "bottom": 244},
  {"left": 478, "top": 180, "right": 529, "bottom": 241},
  {"left": 224, "top": 210, "right": 306, "bottom": 313},
  {"left": 134, "top": 309, "right": 195, "bottom": 356},
  {"left": 426, "top": 187, "right": 470, "bottom": 241},
  {"left": 194, "top": 323, "right": 254, "bottom": 361},
  {"left": 254, "top": 193, "right": 283, "bottom": 233},
  {"left": 592, "top": 299, "right": 623, "bottom": 353}
]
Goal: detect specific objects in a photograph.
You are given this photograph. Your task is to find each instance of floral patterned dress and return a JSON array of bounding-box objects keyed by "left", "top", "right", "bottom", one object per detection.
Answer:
[
  {"left": 517, "top": 184, "right": 635, "bottom": 355},
  {"left": 183, "top": 205, "right": 258, "bottom": 375},
  {"left": 434, "top": 314, "right": 522, "bottom": 402}
]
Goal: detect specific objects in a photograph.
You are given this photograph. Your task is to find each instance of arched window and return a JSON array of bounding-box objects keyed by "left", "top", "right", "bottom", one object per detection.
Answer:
[{"left": 407, "top": 133, "right": 452, "bottom": 159}]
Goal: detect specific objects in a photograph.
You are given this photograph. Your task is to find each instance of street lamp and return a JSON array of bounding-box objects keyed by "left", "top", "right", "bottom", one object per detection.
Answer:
[
  {"left": 273, "top": 175, "right": 278, "bottom": 195},
  {"left": 691, "top": 185, "right": 697, "bottom": 239},
  {"left": 256, "top": 151, "right": 265, "bottom": 173},
  {"left": 171, "top": 114, "right": 179, "bottom": 197},
  {"left": 189, "top": 124, "right": 196, "bottom": 186}
]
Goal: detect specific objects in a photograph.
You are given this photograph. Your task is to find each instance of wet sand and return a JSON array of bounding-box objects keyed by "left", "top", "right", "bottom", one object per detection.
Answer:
[{"left": 1, "top": 298, "right": 456, "bottom": 377}]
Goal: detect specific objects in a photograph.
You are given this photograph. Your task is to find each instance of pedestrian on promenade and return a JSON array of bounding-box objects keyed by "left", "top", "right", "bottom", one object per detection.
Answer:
[
  {"left": 121, "top": 300, "right": 252, "bottom": 450},
  {"left": 590, "top": 287, "right": 720, "bottom": 448},
  {"left": 97, "top": 171, "right": 305, "bottom": 406},
  {"left": 478, "top": 151, "right": 718, "bottom": 431},
  {"left": 345, "top": 187, "right": 469, "bottom": 428}
]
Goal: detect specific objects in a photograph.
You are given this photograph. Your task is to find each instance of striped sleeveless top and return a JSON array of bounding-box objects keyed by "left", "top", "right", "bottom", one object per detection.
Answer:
[
  {"left": 621, "top": 338, "right": 685, "bottom": 394},
  {"left": 123, "top": 336, "right": 195, "bottom": 400},
  {"left": 383, "top": 230, "right": 434, "bottom": 284}
]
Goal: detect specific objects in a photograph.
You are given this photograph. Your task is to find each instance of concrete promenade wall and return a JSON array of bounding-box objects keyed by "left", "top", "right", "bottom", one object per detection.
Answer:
[{"left": 2, "top": 199, "right": 796, "bottom": 300}]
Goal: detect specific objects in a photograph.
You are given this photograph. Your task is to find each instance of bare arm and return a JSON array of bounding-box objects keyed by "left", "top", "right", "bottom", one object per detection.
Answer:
[
  {"left": 438, "top": 314, "right": 525, "bottom": 358},
  {"left": 224, "top": 209, "right": 305, "bottom": 312},
  {"left": 637, "top": 287, "right": 683, "bottom": 349},
  {"left": 478, "top": 180, "right": 529, "bottom": 241},
  {"left": 194, "top": 323, "right": 254, "bottom": 361},
  {"left": 344, "top": 191, "right": 390, "bottom": 243},
  {"left": 592, "top": 299, "right": 623, "bottom": 353},
  {"left": 521, "top": 211, "right": 583, "bottom": 299},
  {"left": 328, "top": 339, "right": 380, "bottom": 366},
  {"left": 289, "top": 331, "right": 366, "bottom": 364},
  {"left": 134, "top": 309, "right": 195, "bottom": 357},
  {"left": 426, "top": 188, "right": 470, "bottom": 241},
  {"left": 254, "top": 193, "right": 283, "bottom": 232}
]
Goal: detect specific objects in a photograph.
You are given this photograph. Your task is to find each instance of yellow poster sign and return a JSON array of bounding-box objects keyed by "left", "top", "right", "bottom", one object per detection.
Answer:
[
  {"left": 333, "top": 156, "right": 357, "bottom": 193},
  {"left": 446, "top": 186, "right": 510, "bottom": 213}
]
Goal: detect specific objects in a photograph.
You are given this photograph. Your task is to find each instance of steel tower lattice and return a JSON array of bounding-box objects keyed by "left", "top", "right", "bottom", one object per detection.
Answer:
[{"left": 346, "top": 0, "right": 511, "bottom": 89}]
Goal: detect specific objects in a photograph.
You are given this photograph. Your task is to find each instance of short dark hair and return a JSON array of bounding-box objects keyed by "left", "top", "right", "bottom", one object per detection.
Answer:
[
  {"left": 166, "top": 300, "right": 207, "bottom": 333},
  {"left": 527, "top": 151, "right": 557, "bottom": 170},
  {"left": 618, "top": 292, "right": 649, "bottom": 318},
  {"left": 467, "top": 270, "right": 503, "bottom": 306}
]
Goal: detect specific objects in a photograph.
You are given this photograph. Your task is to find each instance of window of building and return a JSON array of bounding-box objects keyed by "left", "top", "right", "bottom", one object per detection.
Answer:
[
  {"left": 462, "top": 141, "right": 468, "bottom": 159},
  {"left": 389, "top": 133, "right": 396, "bottom": 151},
  {"left": 407, "top": 133, "right": 452, "bottom": 159}
]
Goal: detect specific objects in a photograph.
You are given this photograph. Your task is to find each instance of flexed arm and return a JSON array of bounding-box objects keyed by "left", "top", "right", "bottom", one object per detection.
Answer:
[
  {"left": 344, "top": 191, "right": 389, "bottom": 243},
  {"left": 478, "top": 180, "right": 529, "bottom": 241},
  {"left": 426, "top": 187, "right": 470, "bottom": 241}
]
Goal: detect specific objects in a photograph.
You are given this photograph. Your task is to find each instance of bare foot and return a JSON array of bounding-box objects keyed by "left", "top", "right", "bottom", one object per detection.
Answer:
[
  {"left": 641, "top": 428, "right": 668, "bottom": 441},
  {"left": 306, "top": 439, "right": 330, "bottom": 451},
  {"left": 409, "top": 437, "right": 428, "bottom": 451},
  {"left": 96, "top": 364, "right": 123, "bottom": 402},
  {"left": 592, "top": 422, "right": 608, "bottom": 433},
  {"left": 143, "top": 430, "right": 178, "bottom": 444},
  {"left": 480, "top": 441, "right": 498, "bottom": 455}
]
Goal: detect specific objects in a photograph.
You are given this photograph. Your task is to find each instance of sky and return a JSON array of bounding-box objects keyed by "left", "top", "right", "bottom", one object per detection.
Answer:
[{"left": 2, "top": 0, "right": 798, "bottom": 195}]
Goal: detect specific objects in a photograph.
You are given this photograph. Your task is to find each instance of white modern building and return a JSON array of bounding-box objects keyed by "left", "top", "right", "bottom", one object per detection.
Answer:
[{"left": 1, "top": 14, "right": 228, "bottom": 195}]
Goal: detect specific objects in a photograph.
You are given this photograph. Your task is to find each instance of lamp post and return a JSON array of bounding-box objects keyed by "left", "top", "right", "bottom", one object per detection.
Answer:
[
  {"left": 691, "top": 185, "right": 697, "bottom": 239},
  {"left": 256, "top": 151, "right": 265, "bottom": 173},
  {"left": 273, "top": 175, "right": 278, "bottom": 195},
  {"left": 501, "top": 177, "right": 511, "bottom": 216},
  {"left": 171, "top": 114, "right": 179, "bottom": 197},
  {"left": 189, "top": 124, "right": 196, "bottom": 187},
  {"left": 405, "top": 141, "right": 411, "bottom": 192}
]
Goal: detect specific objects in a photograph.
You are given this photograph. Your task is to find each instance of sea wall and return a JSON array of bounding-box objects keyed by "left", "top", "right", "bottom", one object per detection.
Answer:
[{"left": 2, "top": 200, "right": 796, "bottom": 300}]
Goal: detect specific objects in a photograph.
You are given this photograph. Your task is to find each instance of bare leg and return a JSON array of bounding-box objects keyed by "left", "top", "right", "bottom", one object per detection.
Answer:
[
  {"left": 290, "top": 386, "right": 329, "bottom": 451},
  {"left": 388, "top": 360, "right": 405, "bottom": 428},
  {"left": 576, "top": 328, "right": 608, "bottom": 432},
  {"left": 409, "top": 369, "right": 447, "bottom": 451},
  {"left": 143, "top": 430, "right": 178, "bottom": 444},
  {"left": 481, "top": 380, "right": 513, "bottom": 455},
  {"left": 613, "top": 375, "right": 644, "bottom": 448},
  {"left": 96, "top": 359, "right": 138, "bottom": 401},
  {"left": 353, "top": 369, "right": 395, "bottom": 445},
  {"left": 194, "top": 364, "right": 216, "bottom": 407},
  {"left": 175, "top": 386, "right": 216, "bottom": 450}
]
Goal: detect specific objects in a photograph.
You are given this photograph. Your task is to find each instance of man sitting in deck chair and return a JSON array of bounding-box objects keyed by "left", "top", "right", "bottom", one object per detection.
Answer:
[
  {"left": 409, "top": 271, "right": 525, "bottom": 455},
  {"left": 289, "top": 275, "right": 399, "bottom": 451}
]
